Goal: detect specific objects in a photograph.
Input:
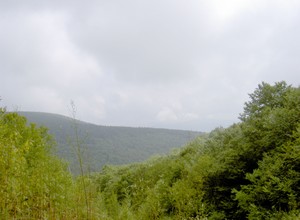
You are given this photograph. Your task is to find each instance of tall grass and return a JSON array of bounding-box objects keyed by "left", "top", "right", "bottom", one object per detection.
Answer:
[{"left": 69, "top": 101, "right": 92, "bottom": 219}]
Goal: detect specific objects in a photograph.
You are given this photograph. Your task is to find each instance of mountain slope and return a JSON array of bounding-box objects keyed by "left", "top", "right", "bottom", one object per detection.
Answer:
[{"left": 18, "top": 111, "right": 202, "bottom": 174}]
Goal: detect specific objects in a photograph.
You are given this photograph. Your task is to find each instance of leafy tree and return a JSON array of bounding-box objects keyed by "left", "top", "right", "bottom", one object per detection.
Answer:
[
  {"left": 239, "top": 81, "right": 291, "bottom": 121},
  {"left": 191, "top": 82, "right": 300, "bottom": 219},
  {"left": 235, "top": 133, "right": 300, "bottom": 219},
  {"left": 240, "top": 82, "right": 300, "bottom": 167},
  {"left": 231, "top": 82, "right": 300, "bottom": 219}
]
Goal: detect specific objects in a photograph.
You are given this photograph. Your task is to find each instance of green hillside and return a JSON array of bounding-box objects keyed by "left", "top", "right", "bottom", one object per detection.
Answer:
[
  {"left": 92, "top": 81, "right": 300, "bottom": 219},
  {"left": 1, "top": 81, "right": 300, "bottom": 219},
  {"left": 18, "top": 111, "right": 202, "bottom": 174}
]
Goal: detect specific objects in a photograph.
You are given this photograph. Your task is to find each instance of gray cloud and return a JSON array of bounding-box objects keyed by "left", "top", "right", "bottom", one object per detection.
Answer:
[{"left": 1, "top": 0, "right": 300, "bottom": 131}]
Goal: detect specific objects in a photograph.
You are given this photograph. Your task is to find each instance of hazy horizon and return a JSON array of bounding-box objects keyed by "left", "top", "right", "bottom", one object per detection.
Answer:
[{"left": 1, "top": 0, "right": 299, "bottom": 131}]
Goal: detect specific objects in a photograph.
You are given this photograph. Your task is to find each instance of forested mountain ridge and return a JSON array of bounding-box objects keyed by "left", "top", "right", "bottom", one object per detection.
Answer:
[
  {"left": 1, "top": 81, "right": 300, "bottom": 219},
  {"left": 18, "top": 111, "right": 202, "bottom": 174}
]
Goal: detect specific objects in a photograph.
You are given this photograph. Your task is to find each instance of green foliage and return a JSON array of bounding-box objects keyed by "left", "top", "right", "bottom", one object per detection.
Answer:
[
  {"left": 239, "top": 81, "right": 291, "bottom": 121},
  {"left": 0, "top": 110, "right": 75, "bottom": 219},
  {"left": 235, "top": 129, "right": 300, "bottom": 219},
  {"left": 1, "top": 81, "right": 299, "bottom": 219},
  {"left": 93, "top": 81, "right": 300, "bottom": 219},
  {"left": 240, "top": 82, "right": 299, "bottom": 156}
]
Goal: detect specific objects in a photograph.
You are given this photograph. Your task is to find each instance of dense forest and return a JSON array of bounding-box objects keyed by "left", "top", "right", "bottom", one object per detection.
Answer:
[
  {"left": 18, "top": 111, "right": 201, "bottom": 174},
  {"left": 1, "top": 81, "right": 299, "bottom": 219}
]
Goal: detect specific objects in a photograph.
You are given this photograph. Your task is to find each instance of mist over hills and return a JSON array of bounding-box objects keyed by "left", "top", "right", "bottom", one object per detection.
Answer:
[{"left": 18, "top": 111, "right": 202, "bottom": 174}]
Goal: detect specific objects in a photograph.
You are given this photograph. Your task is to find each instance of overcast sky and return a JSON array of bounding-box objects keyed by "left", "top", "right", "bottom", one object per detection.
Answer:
[{"left": 1, "top": 0, "right": 299, "bottom": 131}]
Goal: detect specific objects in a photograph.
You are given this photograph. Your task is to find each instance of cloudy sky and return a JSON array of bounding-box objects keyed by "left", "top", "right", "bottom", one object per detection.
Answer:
[{"left": 1, "top": 0, "right": 299, "bottom": 131}]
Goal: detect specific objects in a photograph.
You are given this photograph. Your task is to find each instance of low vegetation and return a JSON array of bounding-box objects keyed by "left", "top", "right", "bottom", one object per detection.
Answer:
[{"left": 1, "top": 81, "right": 299, "bottom": 219}]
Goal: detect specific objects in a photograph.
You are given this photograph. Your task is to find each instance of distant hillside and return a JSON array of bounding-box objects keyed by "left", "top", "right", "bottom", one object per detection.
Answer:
[{"left": 18, "top": 112, "right": 202, "bottom": 174}]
